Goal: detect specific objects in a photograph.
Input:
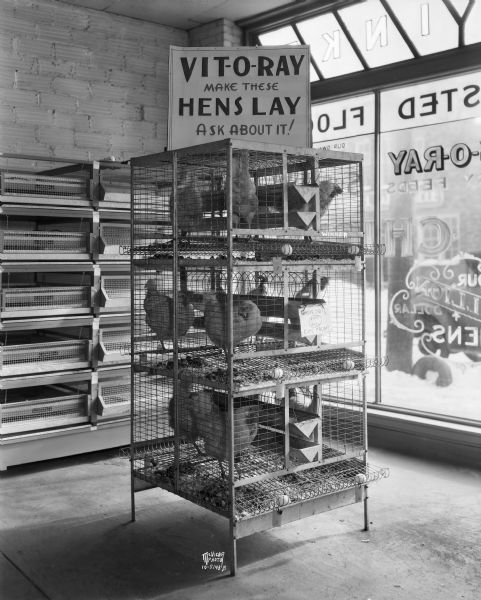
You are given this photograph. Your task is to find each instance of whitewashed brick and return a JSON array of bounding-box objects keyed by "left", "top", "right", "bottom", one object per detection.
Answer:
[
  {"left": 53, "top": 43, "right": 91, "bottom": 64},
  {"left": 15, "top": 105, "right": 52, "bottom": 126},
  {"left": 70, "top": 30, "right": 108, "bottom": 54},
  {"left": 107, "top": 68, "right": 143, "bottom": 88},
  {"left": 38, "top": 58, "right": 76, "bottom": 77},
  {"left": 107, "top": 38, "right": 141, "bottom": 58},
  {"left": 90, "top": 51, "right": 124, "bottom": 70},
  {"left": 90, "top": 83, "right": 128, "bottom": 103},
  {"left": 140, "top": 44, "right": 161, "bottom": 60},
  {"left": 75, "top": 131, "right": 110, "bottom": 151},
  {"left": 125, "top": 55, "right": 156, "bottom": 76},
  {"left": 36, "top": 23, "right": 72, "bottom": 43},
  {"left": 90, "top": 115, "right": 120, "bottom": 134},
  {"left": 0, "top": 54, "right": 21, "bottom": 71},
  {"left": 75, "top": 64, "right": 107, "bottom": 82},
  {"left": 0, "top": 35, "right": 12, "bottom": 54},
  {"left": 142, "top": 137, "right": 165, "bottom": 155},
  {"left": 143, "top": 105, "right": 164, "bottom": 122},
  {"left": 15, "top": 37, "right": 53, "bottom": 59},
  {"left": 0, "top": 65, "right": 15, "bottom": 86},
  {"left": 37, "top": 125, "right": 75, "bottom": 146},
  {"left": 124, "top": 86, "right": 151, "bottom": 104},
  {"left": 109, "top": 102, "right": 142, "bottom": 120},
  {"left": 123, "top": 120, "right": 155, "bottom": 138},
  {"left": 0, "top": 14, "right": 36, "bottom": 37},
  {"left": 0, "top": 104, "right": 15, "bottom": 121},
  {"left": 53, "top": 146, "right": 90, "bottom": 161},
  {"left": 0, "top": 88, "right": 38, "bottom": 106},
  {"left": 51, "top": 112, "right": 90, "bottom": 131},
  {"left": 52, "top": 78, "right": 91, "bottom": 99},
  {"left": 39, "top": 92, "right": 77, "bottom": 112},
  {"left": 0, "top": 122, "right": 37, "bottom": 147},
  {"left": 109, "top": 133, "right": 143, "bottom": 153},
  {"left": 19, "top": 1, "right": 89, "bottom": 31},
  {"left": 77, "top": 98, "right": 112, "bottom": 117},
  {"left": 15, "top": 72, "right": 52, "bottom": 93}
]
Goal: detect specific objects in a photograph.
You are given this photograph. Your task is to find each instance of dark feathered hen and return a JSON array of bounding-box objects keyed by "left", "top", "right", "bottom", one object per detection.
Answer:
[
  {"left": 318, "top": 179, "right": 342, "bottom": 217},
  {"left": 203, "top": 291, "right": 262, "bottom": 358},
  {"left": 190, "top": 389, "right": 258, "bottom": 478},
  {"left": 168, "top": 380, "right": 204, "bottom": 456},
  {"left": 144, "top": 279, "right": 194, "bottom": 351}
]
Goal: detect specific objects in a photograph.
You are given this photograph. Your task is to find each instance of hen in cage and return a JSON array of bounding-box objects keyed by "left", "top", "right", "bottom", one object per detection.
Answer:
[
  {"left": 231, "top": 150, "right": 258, "bottom": 228},
  {"left": 248, "top": 274, "right": 268, "bottom": 298},
  {"left": 318, "top": 179, "right": 343, "bottom": 217},
  {"left": 203, "top": 291, "right": 262, "bottom": 358},
  {"left": 170, "top": 167, "right": 204, "bottom": 237},
  {"left": 190, "top": 389, "right": 259, "bottom": 478},
  {"left": 168, "top": 380, "right": 204, "bottom": 456},
  {"left": 144, "top": 279, "right": 194, "bottom": 351}
]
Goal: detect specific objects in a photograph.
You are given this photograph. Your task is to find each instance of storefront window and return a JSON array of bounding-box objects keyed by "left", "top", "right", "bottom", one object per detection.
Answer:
[{"left": 380, "top": 71, "right": 481, "bottom": 421}]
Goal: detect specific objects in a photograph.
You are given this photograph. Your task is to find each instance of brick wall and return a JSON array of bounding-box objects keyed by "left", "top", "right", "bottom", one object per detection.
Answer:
[
  {"left": 0, "top": 0, "right": 188, "bottom": 160},
  {"left": 188, "top": 19, "right": 243, "bottom": 47}
]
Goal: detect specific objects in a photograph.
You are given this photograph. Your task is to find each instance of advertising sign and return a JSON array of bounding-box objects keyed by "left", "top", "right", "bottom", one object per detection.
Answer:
[
  {"left": 312, "top": 94, "right": 375, "bottom": 143},
  {"left": 168, "top": 45, "right": 311, "bottom": 149},
  {"left": 381, "top": 72, "right": 481, "bottom": 132}
]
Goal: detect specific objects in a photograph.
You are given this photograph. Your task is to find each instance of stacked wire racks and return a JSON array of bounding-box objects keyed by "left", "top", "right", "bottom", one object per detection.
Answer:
[
  {"left": 0, "top": 155, "right": 132, "bottom": 465},
  {"left": 130, "top": 139, "right": 388, "bottom": 573}
]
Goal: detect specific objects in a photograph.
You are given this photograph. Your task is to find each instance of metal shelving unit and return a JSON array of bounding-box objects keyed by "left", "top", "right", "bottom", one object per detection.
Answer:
[
  {"left": 0, "top": 155, "right": 132, "bottom": 469},
  {"left": 130, "top": 139, "right": 388, "bottom": 574}
]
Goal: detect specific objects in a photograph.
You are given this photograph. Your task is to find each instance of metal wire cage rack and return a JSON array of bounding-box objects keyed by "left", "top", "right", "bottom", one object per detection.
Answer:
[{"left": 130, "top": 139, "right": 387, "bottom": 575}]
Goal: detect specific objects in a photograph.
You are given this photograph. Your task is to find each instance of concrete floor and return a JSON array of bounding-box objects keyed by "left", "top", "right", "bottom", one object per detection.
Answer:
[{"left": 1, "top": 447, "right": 480, "bottom": 600}]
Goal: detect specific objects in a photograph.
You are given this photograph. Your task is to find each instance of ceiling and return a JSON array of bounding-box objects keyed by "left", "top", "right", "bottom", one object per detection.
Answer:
[{"left": 57, "top": 0, "right": 303, "bottom": 29}]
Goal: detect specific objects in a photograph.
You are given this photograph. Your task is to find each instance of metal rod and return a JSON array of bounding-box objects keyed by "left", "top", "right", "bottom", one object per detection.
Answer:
[
  {"left": 363, "top": 484, "right": 370, "bottom": 531},
  {"left": 374, "top": 90, "right": 382, "bottom": 406},
  {"left": 129, "top": 160, "right": 136, "bottom": 523}
]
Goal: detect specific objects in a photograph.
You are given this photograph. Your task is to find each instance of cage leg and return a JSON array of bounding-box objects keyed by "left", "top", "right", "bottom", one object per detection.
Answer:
[
  {"left": 229, "top": 531, "right": 237, "bottom": 576},
  {"left": 363, "top": 484, "right": 369, "bottom": 531},
  {"left": 130, "top": 470, "right": 136, "bottom": 522}
]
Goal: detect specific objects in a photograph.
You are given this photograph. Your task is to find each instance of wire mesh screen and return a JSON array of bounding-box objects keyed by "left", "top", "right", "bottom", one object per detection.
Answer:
[
  {"left": 99, "top": 223, "right": 131, "bottom": 257},
  {"left": 1, "top": 286, "right": 91, "bottom": 314},
  {"left": 1, "top": 230, "right": 89, "bottom": 254},
  {"left": 1, "top": 338, "right": 91, "bottom": 375},
  {"left": 1, "top": 172, "right": 88, "bottom": 199},
  {"left": 100, "top": 276, "right": 130, "bottom": 308},
  {"left": 0, "top": 393, "right": 89, "bottom": 434}
]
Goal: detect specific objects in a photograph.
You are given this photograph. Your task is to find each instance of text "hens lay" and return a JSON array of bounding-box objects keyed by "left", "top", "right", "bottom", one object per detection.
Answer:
[{"left": 180, "top": 55, "right": 306, "bottom": 82}]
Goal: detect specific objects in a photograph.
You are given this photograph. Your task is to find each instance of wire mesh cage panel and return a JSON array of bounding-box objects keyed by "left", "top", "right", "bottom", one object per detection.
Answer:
[
  {"left": 99, "top": 167, "right": 131, "bottom": 208},
  {"left": 1, "top": 268, "right": 95, "bottom": 319},
  {"left": 99, "top": 275, "right": 130, "bottom": 311},
  {"left": 0, "top": 229, "right": 90, "bottom": 258},
  {"left": 98, "top": 326, "right": 130, "bottom": 364},
  {"left": 98, "top": 223, "right": 131, "bottom": 259},
  {"left": 0, "top": 171, "right": 89, "bottom": 205},
  {"left": 1, "top": 286, "right": 92, "bottom": 318},
  {"left": 96, "top": 380, "right": 130, "bottom": 419},
  {"left": 0, "top": 387, "right": 90, "bottom": 434},
  {"left": 0, "top": 336, "right": 92, "bottom": 376}
]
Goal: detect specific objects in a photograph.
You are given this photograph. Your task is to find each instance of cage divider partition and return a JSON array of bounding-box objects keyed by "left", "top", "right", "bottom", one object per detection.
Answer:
[{"left": 129, "top": 138, "right": 388, "bottom": 575}]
